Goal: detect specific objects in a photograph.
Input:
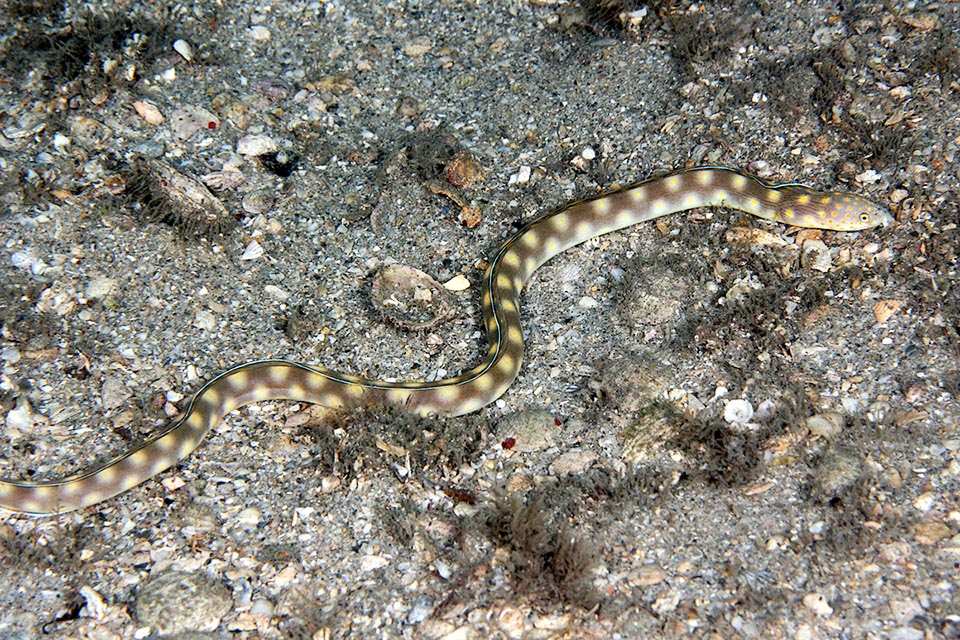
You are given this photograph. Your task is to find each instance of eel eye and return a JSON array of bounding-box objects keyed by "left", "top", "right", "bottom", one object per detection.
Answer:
[{"left": 859, "top": 212, "right": 871, "bottom": 222}]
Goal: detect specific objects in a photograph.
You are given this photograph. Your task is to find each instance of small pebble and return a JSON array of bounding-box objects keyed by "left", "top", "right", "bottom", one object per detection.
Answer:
[
  {"left": 247, "top": 25, "right": 271, "bottom": 41},
  {"left": 806, "top": 412, "right": 844, "bottom": 440},
  {"left": 800, "top": 239, "right": 832, "bottom": 272},
  {"left": 135, "top": 571, "right": 232, "bottom": 635},
  {"left": 812, "top": 446, "right": 863, "bottom": 501},
  {"left": 803, "top": 592, "right": 833, "bottom": 617},
  {"left": 170, "top": 105, "right": 219, "bottom": 140},
  {"left": 84, "top": 276, "right": 116, "bottom": 300},
  {"left": 249, "top": 599, "right": 274, "bottom": 618},
  {"left": 548, "top": 450, "right": 597, "bottom": 475},
  {"left": 407, "top": 596, "right": 434, "bottom": 624},
  {"left": 235, "top": 507, "right": 261, "bottom": 527},
  {"left": 496, "top": 409, "right": 561, "bottom": 453},
  {"left": 2, "top": 346, "right": 21, "bottom": 364},
  {"left": 443, "top": 274, "right": 471, "bottom": 291},
  {"left": 360, "top": 555, "right": 389, "bottom": 572}
]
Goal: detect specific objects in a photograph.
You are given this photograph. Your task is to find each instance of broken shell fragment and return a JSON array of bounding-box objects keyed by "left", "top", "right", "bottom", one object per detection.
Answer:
[{"left": 371, "top": 264, "right": 456, "bottom": 330}]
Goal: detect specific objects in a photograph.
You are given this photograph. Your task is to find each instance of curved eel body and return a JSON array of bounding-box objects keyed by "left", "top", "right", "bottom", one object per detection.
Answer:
[{"left": 0, "top": 167, "right": 891, "bottom": 514}]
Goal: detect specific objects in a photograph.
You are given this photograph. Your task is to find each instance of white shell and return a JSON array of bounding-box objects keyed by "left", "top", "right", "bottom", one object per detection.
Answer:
[
  {"left": 237, "top": 134, "right": 279, "bottom": 156},
  {"left": 173, "top": 39, "right": 193, "bottom": 62},
  {"left": 133, "top": 100, "right": 164, "bottom": 125},
  {"left": 723, "top": 399, "right": 754, "bottom": 424},
  {"left": 240, "top": 240, "right": 264, "bottom": 261}
]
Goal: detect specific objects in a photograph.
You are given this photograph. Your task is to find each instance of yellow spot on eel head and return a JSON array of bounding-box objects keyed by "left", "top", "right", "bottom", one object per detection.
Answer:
[
  {"left": 797, "top": 195, "right": 810, "bottom": 204},
  {"left": 767, "top": 190, "right": 781, "bottom": 202}
]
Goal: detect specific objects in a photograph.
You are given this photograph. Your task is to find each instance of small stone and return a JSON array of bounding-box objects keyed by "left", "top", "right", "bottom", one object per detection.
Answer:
[
  {"left": 497, "top": 409, "right": 561, "bottom": 453},
  {"left": 443, "top": 274, "right": 470, "bottom": 291},
  {"left": 235, "top": 507, "right": 261, "bottom": 527},
  {"left": 913, "top": 492, "right": 937, "bottom": 513},
  {"left": 135, "top": 571, "right": 232, "bottom": 635},
  {"left": 811, "top": 446, "right": 863, "bottom": 501},
  {"left": 360, "top": 555, "right": 389, "bottom": 571},
  {"left": 101, "top": 377, "right": 132, "bottom": 411},
  {"left": 247, "top": 25, "right": 271, "bottom": 41},
  {"left": 510, "top": 165, "right": 532, "bottom": 184},
  {"left": 629, "top": 564, "right": 666, "bottom": 586},
  {"left": 800, "top": 239, "right": 832, "bottom": 272},
  {"left": 874, "top": 299, "right": 903, "bottom": 324},
  {"left": 652, "top": 590, "right": 680, "bottom": 615},
  {"left": 806, "top": 412, "right": 844, "bottom": 440},
  {"left": 169, "top": 106, "right": 219, "bottom": 140},
  {"left": 803, "top": 592, "right": 833, "bottom": 617},
  {"left": 549, "top": 450, "right": 597, "bottom": 475},
  {"left": 264, "top": 284, "right": 290, "bottom": 301},
  {"left": 249, "top": 599, "right": 274, "bottom": 618},
  {"left": 194, "top": 309, "right": 217, "bottom": 331},
  {"left": 402, "top": 38, "right": 432, "bottom": 57},
  {"left": 407, "top": 596, "right": 434, "bottom": 624},
  {"left": 84, "top": 276, "right": 116, "bottom": 300},
  {"left": 913, "top": 519, "right": 951, "bottom": 545}
]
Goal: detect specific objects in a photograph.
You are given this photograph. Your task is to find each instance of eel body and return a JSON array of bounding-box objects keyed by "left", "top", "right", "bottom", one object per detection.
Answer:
[{"left": 0, "top": 167, "right": 891, "bottom": 514}]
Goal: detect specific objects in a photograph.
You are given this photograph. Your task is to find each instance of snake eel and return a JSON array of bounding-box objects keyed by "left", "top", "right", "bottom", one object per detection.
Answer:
[{"left": 0, "top": 167, "right": 891, "bottom": 514}]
